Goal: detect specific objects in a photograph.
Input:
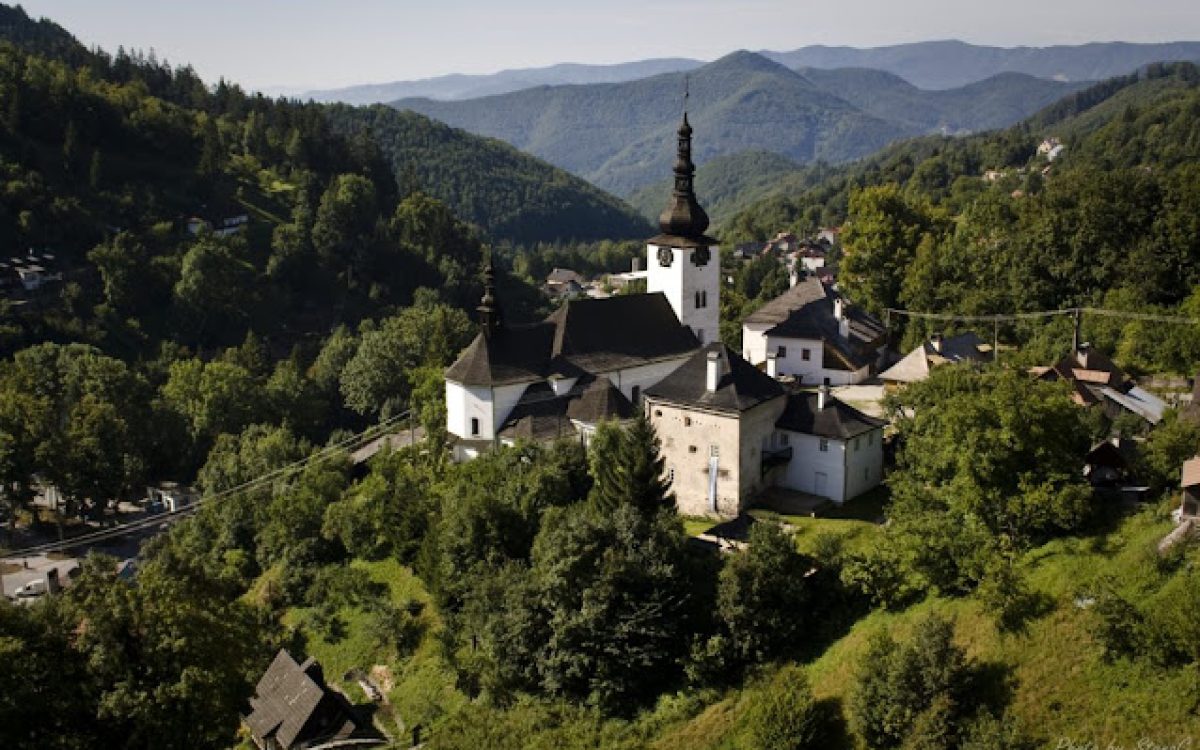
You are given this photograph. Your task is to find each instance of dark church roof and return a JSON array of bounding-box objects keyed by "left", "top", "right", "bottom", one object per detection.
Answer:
[
  {"left": 244, "top": 650, "right": 372, "bottom": 750},
  {"left": 775, "top": 392, "right": 886, "bottom": 440},
  {"left": 497, "top": 375, "right": 636, "bottom": 441},
  {"left": 743, "top": 277, "right": 885, "bottom": 370},
  {"left": 645, "top": 343, "right": 785, "bottom": 413},
  {"left": 446, "top": 293, "right": 699, "bottom": 387}
]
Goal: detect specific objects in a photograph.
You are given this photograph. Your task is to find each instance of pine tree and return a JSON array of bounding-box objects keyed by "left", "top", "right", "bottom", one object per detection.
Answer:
[{"left": 588, "top": 414, "right": 673, "bottom": 517}]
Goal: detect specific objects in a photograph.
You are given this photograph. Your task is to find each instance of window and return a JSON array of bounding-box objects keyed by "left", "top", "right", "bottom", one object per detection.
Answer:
[
  {"left": 777, "top": 345, "right": 787, "bottom": 358},
  {"left": 688, "top": 445, "right": 697, "bottom": 454},
  {"left": 823, "top": 377, "right": 831, "bottom": 386},
  {"left": 802, "top": 348, "right": 811, "bottom": 361},
  {"left": 781, "top": 433, "right": 790, "bottom": 447},
  {"left": 684, "top": 416, "right": 692, "bottom": 427},
  {"left": 694, "top": 290, "right": 708, "bottom": 309},
  {"left": 470, "top": 418, "right": 480, "bottom": 436},
  {"left": 631, "top": 385, "right": 641, "bottom": 404},
  {"left": 819, "top": 439, "right": 829, "bottom": 452},
  {"left": 654, "top": 410, "right": 663, "bottom": 417}
]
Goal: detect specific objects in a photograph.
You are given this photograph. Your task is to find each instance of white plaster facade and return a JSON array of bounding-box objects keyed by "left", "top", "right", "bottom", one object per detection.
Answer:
[
  {"left": 741, "top": 326, "right": 869, "bottom": 386},
  {"left": 647, "top": 243, "right": 720, "bottom": 346},
  {"left": 776, "top": 426, "right": 883, "bottom": 504}
]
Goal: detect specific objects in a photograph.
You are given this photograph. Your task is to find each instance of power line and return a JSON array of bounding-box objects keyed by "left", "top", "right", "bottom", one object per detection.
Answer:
[
  {"left": 1, "top": 411, "right": 413, "bottom": 560},
  {"left": 884, "top": 306, "right": 1200, "bottom": 327}
]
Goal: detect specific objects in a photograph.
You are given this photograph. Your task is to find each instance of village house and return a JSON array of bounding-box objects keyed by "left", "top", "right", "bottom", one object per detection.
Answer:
[
  {"left": 443, "top": 111, "right": 885, "bottom": 513},
  {"left": 879, "top": 331, "right": 990, "bottom": 386},
  {"left": 1031, "top": 343, "right": 1167, "bottom": 425},
  {"left": 1177, "top": 456, "right": 1200, "bottom": 522},
  {"left": 244, "top": 650, "right": 380, "bottom": 750},
  {"left": 741, "top": 276, "right": 887, "bottom": 386}
]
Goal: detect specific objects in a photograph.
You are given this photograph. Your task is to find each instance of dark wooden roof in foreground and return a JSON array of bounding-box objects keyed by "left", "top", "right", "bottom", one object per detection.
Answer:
[{"left": 244, "top": 649, "right": 375, "bottom": 750}]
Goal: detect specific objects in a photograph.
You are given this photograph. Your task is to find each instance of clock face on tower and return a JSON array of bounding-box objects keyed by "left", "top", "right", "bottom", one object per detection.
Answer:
[
  {"left": 692, "top": 246, "right": 710, "bottom": 267},
  {"left": 657, "top": 246, "right": 674, "bottom": 267}
]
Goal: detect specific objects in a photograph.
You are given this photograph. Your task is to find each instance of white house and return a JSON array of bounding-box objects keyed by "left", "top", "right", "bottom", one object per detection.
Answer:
[
  {"left": 879, "top": 332, "right": 990, "bottom": 385},
  {"left": 741, "top": 277, "right": 887, "bottom": 386}
]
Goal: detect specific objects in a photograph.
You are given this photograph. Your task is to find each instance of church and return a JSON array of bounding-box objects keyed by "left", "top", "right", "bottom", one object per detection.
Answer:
[{"left": 444, "top": 111, "right": 884, "bottom": 516}]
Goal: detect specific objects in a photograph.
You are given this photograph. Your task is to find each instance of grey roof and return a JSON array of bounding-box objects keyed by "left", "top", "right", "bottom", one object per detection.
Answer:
[
  {"left": 645, "top": 343, "right": 785, "bottom": 413},
  {"left": 498, "top": 375, "right": 635, "bottom": 441},
  {"left": 1033, "top": 346, "right": 1166, "bottom": 425},
  {"left": 775, "top": 392, "right": 886, "bottom": 439},
  {"left": 244, "top": 650, "right": 364, "bottom": 750},
  {"left": 743, "top": 277, "right": 885, "bottom": 370},
  {"left": 446, "top": 293, "right": 698, "bottom": 387},
  {"left": 880, "top": 332, "right": 989, "bottom": 383}
]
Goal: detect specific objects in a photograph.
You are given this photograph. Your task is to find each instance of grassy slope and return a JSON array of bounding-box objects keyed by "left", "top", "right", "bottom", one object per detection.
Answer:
[
  {"left": 656, "top": 501, "right": 1199, "bottom": 749},
  {"left": 280, "top": 559, "right": 467, "bottom": 736}
]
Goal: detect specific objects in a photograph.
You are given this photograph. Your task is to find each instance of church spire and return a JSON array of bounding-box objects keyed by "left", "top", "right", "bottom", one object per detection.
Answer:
[
  {"left": 477, "top": 250, "right": 501, "bottom": 338},
  {"left": 657, "top": 81, "right": 710, "bottom": 239}
]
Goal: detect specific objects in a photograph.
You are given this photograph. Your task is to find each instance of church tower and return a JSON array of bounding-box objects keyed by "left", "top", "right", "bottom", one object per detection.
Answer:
[{"left": 646, "top": 110, "right": 720, "bottom": 345}]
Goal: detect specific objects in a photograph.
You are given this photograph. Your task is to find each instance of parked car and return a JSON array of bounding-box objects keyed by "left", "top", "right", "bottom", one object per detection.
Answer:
[{"left": 14, "top": 579, "right": 47, "bottom": 598}]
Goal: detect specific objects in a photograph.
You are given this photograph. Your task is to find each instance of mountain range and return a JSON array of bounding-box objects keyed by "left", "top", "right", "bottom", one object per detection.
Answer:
[
  {"left": 305, "top": 39, "right": 1200, "bottom": 104},
  {"left": 390, "top": 51, "right": 1088, "bottom": 196}
]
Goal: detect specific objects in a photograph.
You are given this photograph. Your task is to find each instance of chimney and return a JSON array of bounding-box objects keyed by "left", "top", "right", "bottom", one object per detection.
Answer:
[
  {"left": 766, "top": 353, "right": 778, "bottom": 379},
  {"left": 834, "top": 297, "right": 844, "bottom": 320},
  {"left": 631, "top": 256, "right": 642, "bottom": 273},
  {"left": 817, "top": 384, "right": 830, "bottom": 411},
  {"left": 930, "top": 332, "right": 943, "bottom": 354},
  {"left": 706, "top": 350, "right": 721, "bottom": 393},
  {"left": 835, "top": 297, "right": 850, "bottom": 339}
]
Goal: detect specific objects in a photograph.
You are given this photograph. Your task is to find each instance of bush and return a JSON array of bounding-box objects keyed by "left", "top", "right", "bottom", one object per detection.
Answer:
[
  {"left": 745, "top": 666, "right": 822, "bottom": 750},
  {"left": 850, "top": 613, "right": 972, "bottom": 749}
]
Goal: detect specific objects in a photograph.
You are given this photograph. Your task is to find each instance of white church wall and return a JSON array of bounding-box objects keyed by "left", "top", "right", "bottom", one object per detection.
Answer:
[
  {"left": 445, "top": 380, "right": 531, "bottom": 441},
  {"left": 601, "top": 357, "right": 690, "bottom": 404}
]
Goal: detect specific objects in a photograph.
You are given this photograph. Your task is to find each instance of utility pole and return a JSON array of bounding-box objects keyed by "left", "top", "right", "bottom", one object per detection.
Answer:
[{"left": 993, "top": 315, "right": 1000, "bottom": 363}]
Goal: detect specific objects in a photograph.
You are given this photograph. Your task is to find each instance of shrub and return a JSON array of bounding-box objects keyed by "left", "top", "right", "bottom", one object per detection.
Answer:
[{"left": 745, "top": 666, "right": 822, "bottom": 750}]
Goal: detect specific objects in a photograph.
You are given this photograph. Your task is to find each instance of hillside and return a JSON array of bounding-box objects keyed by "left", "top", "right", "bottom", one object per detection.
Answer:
[
  {"left": 325, "top": 105, "right": 651, "bottom": 243},
  {"left": 392, "top": 51, "right": 909, "bottom": 196},
  {"left": 765, "top": 39, "right": 1200, "bottom": 89},
  {"left": 799, "top": 68, "right": 1089, "bottom": 134},
  {"left": 722, "top": 61, "right": 1200, "bottom": 244}
]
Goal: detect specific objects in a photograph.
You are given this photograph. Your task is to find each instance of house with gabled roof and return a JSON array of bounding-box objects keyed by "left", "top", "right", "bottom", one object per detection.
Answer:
[
  {"left": 880, "top": 332, "right": 990, "bottom": 385},
  {"left": 1030, "top": 344, "right": 1167, "bottom": 425},
  {"left": 741, "top": 276, "right": 887, "bottom": 386},
  {"left": 243, "top": 650, "right": 379, "bottom": 750}
]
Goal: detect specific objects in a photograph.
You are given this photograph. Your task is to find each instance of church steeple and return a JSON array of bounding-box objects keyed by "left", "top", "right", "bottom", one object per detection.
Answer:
[
  {"left": 477, "top": 251, "right": 501, "bottom": 339},
  {"left": 657, "top": 100, "right": 710, "bottom": 239}
]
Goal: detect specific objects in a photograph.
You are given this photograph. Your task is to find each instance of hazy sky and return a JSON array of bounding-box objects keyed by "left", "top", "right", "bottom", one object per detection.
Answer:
[{"left": 17, "top": 0, "right": 1200, "bottom": 91}]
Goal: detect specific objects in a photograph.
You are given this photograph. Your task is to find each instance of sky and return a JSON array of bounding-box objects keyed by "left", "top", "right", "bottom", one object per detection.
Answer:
[{"left": 16, "top": 0, "right": 1200, "bottom": 92}]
